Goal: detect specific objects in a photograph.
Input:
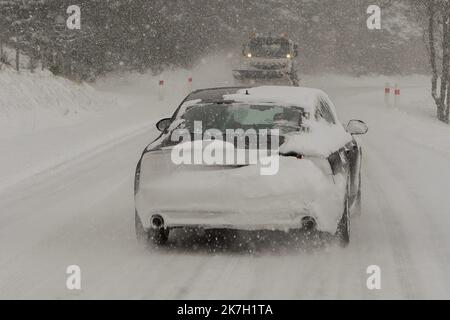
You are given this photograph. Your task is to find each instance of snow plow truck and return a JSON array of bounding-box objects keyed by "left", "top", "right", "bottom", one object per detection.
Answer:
[{"left": 233, "top": 34, "right": 300, "bottom": 86}]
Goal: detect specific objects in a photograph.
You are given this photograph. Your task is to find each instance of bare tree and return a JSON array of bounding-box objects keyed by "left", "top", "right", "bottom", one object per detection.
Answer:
[{"left": 414, "top": 0, "right": 450, "bottom": 123}]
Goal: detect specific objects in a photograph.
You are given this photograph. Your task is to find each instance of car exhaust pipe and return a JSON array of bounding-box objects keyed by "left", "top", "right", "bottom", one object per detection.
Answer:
[
  {"left": 301, "top": 216, "right": 316, "bottom": 231},
  {"left": 151, "top": 215, "right": 164, "bottom": 229}
]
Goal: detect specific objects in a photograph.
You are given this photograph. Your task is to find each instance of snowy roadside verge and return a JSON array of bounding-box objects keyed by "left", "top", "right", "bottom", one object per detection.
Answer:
[
  {"left": 0, "top": 67, "right": 117, "bottom": 139},
  {"left": 0, "top": 67, "right": 174, "bottom": 193},
  {"left": 0, "top": 119, "right": 156, "bottom": 193}
]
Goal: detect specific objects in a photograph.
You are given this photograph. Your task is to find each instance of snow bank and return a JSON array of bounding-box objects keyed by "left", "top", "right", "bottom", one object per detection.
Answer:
[
  {"left": 302, "top": 73, "right": 430, "bottom": 89},
  {"left": 0, "top": 66, "right": 116, "bottom": 138},
  {"left": 0, "top": 66, "right": 145, "bottom": 191}
]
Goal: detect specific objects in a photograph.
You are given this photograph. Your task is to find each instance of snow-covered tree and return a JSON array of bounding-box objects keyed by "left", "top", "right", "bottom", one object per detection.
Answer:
[
  {"left": 0, "top": 0, "right": 431, "bottom": 79},
  {"left": 412, "top": 0, "right": 450, "bottom": 123}
]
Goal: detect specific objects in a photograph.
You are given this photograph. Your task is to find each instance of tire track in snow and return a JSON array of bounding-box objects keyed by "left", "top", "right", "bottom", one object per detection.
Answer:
[
  {"left": 363, "top": 146, "right": 424, "bottom": 298},
  {"left": 367, "top": 137, "right": 450, "bottom": 298}
]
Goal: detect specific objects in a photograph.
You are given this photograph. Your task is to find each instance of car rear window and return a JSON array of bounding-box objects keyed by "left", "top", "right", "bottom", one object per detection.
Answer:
[{"left": 177, "top": 103, "right": 308, "bottom": 134}]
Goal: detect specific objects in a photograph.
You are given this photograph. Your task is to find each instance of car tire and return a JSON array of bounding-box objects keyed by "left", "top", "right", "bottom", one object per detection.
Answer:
[
  {"left": 354, "top": 183, "right": 362, "bottom": 215},
  {"left": 335, "top": 192, "right": 350, "bottom": 247},
  {"left": 135, "top": 212, "right": 169, "bottom": 247},
  {"left": 354, "top": 150, "right": 363, "bottom": 216},
  {"left": 351, "top": 170, "right": 362, "bottom": 216}
]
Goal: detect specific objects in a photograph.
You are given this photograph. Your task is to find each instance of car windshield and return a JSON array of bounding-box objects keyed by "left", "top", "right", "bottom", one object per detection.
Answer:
[
  {"left": 175, "top": 103, "right": 307, "bottom": 134},
  {"left": 249, "top": 38, "right": 290, "bottom": 58}
]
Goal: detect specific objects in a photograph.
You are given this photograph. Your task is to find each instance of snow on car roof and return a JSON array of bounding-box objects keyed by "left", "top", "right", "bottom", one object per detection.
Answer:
[
  {"left": 223, "top": 86, "right": 325, "bottom": 112},
  {"left": 184, "top": 86, "right": 326, "bottom": 113},
  {"left": 185, "top": 87, "right": 244, "bottom": 102}
]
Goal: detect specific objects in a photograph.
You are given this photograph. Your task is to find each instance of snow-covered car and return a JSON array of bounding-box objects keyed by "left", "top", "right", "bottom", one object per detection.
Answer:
[{"left": 134, "top": 86, "right": 368, "bottom": 247}]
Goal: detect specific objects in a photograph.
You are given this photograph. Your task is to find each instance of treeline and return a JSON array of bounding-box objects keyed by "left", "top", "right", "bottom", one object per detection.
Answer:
[{"left": 0, "top": 0, "right": 429, "bottom": 80}]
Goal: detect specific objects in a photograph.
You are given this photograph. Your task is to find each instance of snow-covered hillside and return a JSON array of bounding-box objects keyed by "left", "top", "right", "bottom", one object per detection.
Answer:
[{"left": 0, "top": 66, "right": 116, "bottom": 138}]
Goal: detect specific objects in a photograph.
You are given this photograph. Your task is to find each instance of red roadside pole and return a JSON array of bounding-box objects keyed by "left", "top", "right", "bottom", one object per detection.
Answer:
[{"left": 159, "top": 79, "right": 165, "bottom": 101}]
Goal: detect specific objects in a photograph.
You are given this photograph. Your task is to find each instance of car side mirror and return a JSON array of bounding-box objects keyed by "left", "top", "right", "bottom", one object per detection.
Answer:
[
  {"left": 156, "top": 118, "right": 172, "bottom": 132},
  {"left": 346, "top": 120, "right": 368, "bottom": 135}
]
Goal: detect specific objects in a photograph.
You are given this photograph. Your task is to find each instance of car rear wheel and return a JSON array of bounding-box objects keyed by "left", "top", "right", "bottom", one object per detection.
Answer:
[
  {"left": 354, "top": 151, "right": 363, "bottom": 216},
  {"left": 354, "top": 185, "right": 362, "bottom": 215},
  {"left": 135, "top": 212, "right": 169, "bottom": 247},
  {"left": 335, "top": 193, "right": 350, "bottom": 247}
]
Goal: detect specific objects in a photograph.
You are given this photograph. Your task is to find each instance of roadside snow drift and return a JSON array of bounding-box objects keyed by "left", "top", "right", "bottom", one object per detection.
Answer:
[{"left": 0, "top": 67, "right": 115, "bottom": 137}]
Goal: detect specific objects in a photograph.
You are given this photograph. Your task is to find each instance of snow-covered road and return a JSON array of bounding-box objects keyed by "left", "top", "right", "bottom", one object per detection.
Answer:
[{"left": 1, "top": 75, "right": 450, "bottom": 299}]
